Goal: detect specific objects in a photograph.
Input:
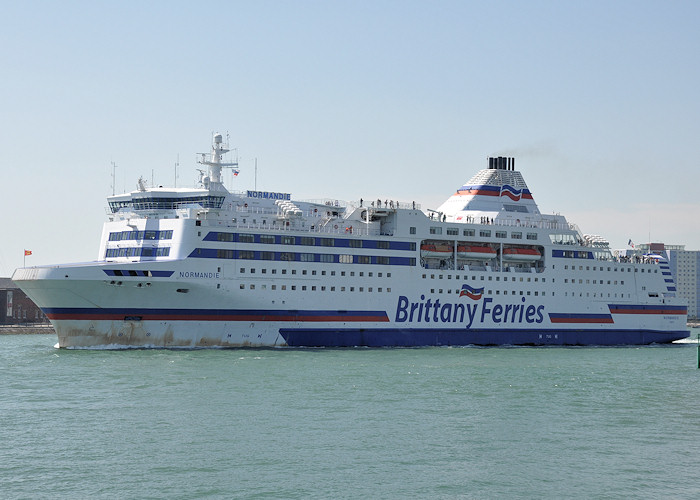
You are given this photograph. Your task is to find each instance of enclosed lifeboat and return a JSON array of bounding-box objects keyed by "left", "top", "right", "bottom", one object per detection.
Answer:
[
  {"left": 420, "top": 244, "right": 454, "bottom": 259},
  {"left": 457, "top": 245, "right": 497, "bottom": 260},
  {"left": 501, "top": 248, "right": 541, "bottom": 262}
]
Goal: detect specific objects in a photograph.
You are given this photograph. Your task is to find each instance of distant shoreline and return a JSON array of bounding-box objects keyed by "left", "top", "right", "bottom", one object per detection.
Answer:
[{"left": 0, "top": 324, "right": 55, "bottom": 335}]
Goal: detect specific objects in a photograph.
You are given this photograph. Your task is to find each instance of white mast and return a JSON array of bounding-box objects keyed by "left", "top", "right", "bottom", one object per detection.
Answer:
[{"left": 197, "top": 133, "right": 238, "bottom": 191}]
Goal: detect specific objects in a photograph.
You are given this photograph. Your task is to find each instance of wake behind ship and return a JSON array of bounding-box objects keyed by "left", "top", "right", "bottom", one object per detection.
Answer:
[{"left": 13, "top": 134, "right": 689, "bottom": 348}]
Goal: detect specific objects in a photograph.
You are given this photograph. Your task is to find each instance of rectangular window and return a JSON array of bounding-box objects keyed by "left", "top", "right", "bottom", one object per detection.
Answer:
[
  {"left": 495, "top": 231, "right": 507, "bottom": 238},
  {"left": 339, "top": 255, "right": 353, "bottom": 263},
  {"left": 239, "top": 234, "right": 255, "bottom": 243},
  {"left": 430, "top": 227, "right": 443, "bottom": 235},
  {"left": 260, "top": 251, "right": 274, "bottom": 260},
  {"left": 527, "top": 233, "right": 537, "bottom": 240},
  {"left": 216, "top": 249, "right": 234, "bottom": 259},
  {"left": 299, "top": 237, "right": 315, "bottom": 246},
  {"left": 238, "top": 250, "right": 254, "bottom": 259},
  {"left": 281, "top": 236, "right": 295, "bottom": 245},
  {"left": 300, "top": 253, "right": 315, "bottom": 262},
  {"left": 480, "top": 230, "right": 491, "bottom": 237},
  {"left": 511, "top": 232, "right": 522, "bottom": 239},
  {"left": 260, "top": 235, "right": 275, "bottom": 244},
  {"left": 447, "top": 228, "right": 458, "bottom": 236},
  {"left": 348, "top": 240, "right": 362, "bottom": 248},
  {"left": 320, "top": 238, "right": 335, "bottom": 247},
  {"left": 463, "top": 229, "right": 475, "bottom": 237}
]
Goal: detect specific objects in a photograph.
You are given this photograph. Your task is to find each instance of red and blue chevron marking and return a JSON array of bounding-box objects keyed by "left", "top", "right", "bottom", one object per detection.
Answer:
[
  {"left": 455, "top": 184, "right": 533, "bottom": 199},
  {"left": 459, "top": 284, "right": 484, "bottom": 300},
  {"left": 43, "top": 307, "right": 390, "bottom": 322}
]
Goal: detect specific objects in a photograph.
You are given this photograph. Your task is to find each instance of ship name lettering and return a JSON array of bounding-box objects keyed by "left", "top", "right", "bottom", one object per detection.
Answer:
[
  {"left": 395, "top": 295, "right": 544, "bottom": 328},
  {"left": 179, "top": 271, "right": 220, "bottom": 279},
  {"left": 247, "top": 190, "right": 291, "bottom": 200}
]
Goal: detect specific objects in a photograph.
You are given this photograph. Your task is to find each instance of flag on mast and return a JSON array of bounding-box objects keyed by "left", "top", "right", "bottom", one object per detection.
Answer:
[{"left": 24, "top": 250, "right": 32, "bottom": 256}]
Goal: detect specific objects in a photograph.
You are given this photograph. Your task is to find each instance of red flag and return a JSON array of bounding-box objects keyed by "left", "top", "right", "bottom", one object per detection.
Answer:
[{"left": 24, "top": 250, "right": 32, "bottom": 256}]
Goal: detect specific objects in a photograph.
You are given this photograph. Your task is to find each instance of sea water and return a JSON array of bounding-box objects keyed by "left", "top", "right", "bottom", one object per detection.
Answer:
[{"left": 1, "top": 334, "right": 700, "bottom": 499}]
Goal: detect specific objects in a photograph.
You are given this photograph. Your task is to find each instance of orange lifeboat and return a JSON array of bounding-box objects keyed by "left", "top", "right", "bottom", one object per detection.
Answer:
[
  {"left": 501, "top": 248, "right": 541, "bottom": 261},
  {"left": 457, "top": 245, "right": 497, "bottom": 260},
  {"left": 420, "top": 244, "right": 453, "bottom": 259}
]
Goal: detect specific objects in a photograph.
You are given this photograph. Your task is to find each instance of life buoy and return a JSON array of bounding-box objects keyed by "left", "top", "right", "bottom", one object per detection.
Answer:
[{"left": 334, "top": 224, "right": 338, "bottom": 229}]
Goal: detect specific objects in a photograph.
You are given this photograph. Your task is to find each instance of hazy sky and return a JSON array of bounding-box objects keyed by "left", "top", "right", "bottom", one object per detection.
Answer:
[{"left": 2, "top": 0, "right": 699, "bottom": 275}]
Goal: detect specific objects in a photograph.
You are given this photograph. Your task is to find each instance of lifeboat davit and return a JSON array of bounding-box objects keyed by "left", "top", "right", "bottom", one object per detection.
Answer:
[
  {"left": 501, "top": 248, "right": 541, "bottom": 261},
  {"left": 457, "top": 245, "right": 497, "bottom": 260},
  {"left": 420, "top": 244, "right": 453, "bottom": 259}
]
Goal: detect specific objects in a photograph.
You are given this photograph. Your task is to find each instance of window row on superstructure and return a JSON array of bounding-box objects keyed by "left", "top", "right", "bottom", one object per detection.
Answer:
[
  {"left": 561, "top": 264, "right": 658, "bottom": 274},
  {"left": 189, "top": 248, "right": 416, "bottom": 266},
  {"left": 431, "top": 226, "right": 538, "bottom": 240},
  {"left": 105, "top": 247, "right": 171, "bottom": 258},
  {"left": 109, "top": 195, "right": 225, "bottom": 213},
  {"left": 204, "top": 231, "right": 416, "bottom": 251},
  {"left": 108, "top": 230, "right": 174, "bottom": 241}
]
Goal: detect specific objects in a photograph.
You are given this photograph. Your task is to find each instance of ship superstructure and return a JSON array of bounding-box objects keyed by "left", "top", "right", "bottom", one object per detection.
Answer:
[{"left": 12, "top": 135, "right": 689, "bottom": 347}]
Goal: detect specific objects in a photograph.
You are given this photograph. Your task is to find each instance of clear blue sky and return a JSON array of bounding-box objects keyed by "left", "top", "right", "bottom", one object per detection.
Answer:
[{"left": 2, "top": 0, "right": 699, "bottom": 275}]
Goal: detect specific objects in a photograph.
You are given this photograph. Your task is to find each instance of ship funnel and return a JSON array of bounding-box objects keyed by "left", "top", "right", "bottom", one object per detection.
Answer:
[{"left": 487, "top": 156, "right": 516, "bottom": 171}]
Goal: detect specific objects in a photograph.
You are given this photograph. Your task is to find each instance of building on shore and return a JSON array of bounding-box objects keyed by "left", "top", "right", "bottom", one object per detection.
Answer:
[{"left": 0, "top": 277, "right": 48, "bottom": 325}]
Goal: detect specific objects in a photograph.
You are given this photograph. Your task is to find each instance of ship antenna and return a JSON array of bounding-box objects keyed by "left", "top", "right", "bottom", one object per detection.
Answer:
[{"left": 111, "top": 161, "right": 118, "bottom": 196}]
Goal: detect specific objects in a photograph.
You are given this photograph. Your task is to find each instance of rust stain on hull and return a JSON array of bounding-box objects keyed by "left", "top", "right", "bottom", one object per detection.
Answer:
[{"left": 54, "top": 321, "right": 286, "bottom": 349}]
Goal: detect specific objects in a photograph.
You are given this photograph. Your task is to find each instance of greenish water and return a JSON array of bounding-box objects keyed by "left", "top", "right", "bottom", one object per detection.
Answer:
[{"left": 2, "top": 334, "right": 700, "bottom": 499}]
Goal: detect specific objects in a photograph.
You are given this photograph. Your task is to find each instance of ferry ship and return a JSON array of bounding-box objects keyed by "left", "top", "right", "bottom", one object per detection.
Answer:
[{"left": 12, "top": 134, "right": 689, "bottom": 347}]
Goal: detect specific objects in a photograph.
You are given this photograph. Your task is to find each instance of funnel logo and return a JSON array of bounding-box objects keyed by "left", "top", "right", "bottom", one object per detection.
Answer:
[
  {"left": 500, "top": 185, "right": 523, "bottom": 201},
  {"left": 460, "top": 284, "right": 484, "bottom": 300}
]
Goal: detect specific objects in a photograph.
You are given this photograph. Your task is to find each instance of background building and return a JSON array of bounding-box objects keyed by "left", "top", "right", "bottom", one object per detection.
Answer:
[{"left": 0, "top": 278, "right": 48, "bottom": 325}]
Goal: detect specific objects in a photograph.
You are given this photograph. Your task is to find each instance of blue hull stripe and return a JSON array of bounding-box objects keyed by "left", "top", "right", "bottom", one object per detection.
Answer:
[{"left": 278, "top": 328, "right": 689, "bottom": 347}]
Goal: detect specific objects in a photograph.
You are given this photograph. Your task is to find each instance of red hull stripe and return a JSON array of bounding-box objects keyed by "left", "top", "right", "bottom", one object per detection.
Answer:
[
  {"left": 548, "top": 313, "right": 614, "bottom": 324},
  {"left": 44, "top": 308, "right": 390, "bottom": 323},
  {"left": 608, "top": 304, "right": 687, "bottom": 315}
]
